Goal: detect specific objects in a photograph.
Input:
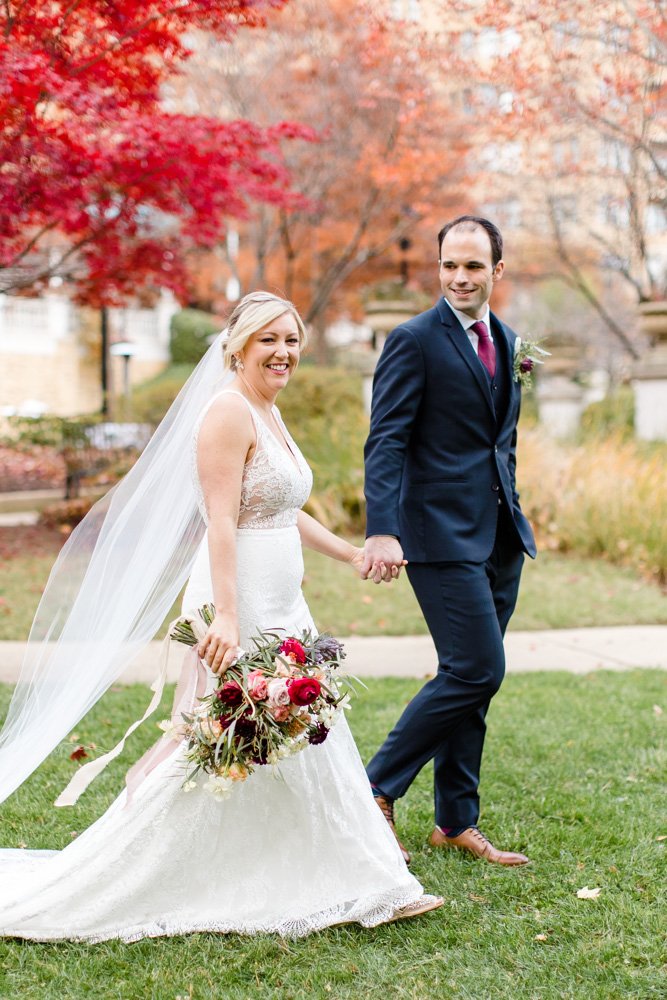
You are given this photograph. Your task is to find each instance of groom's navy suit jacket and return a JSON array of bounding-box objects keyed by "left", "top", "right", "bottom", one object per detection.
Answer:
[{"left": 364, "top": 297, "right": 536, "bottom": 563}]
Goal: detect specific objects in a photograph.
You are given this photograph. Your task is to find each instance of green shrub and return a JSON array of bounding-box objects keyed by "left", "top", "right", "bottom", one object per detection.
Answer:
[
  {"left": 119, "top": 364, "right": 195, "bottom": 425},
  {"left": 169, "top": 308, "right": 220, "bottom": 364},
  {"left": 580, "top": 386, "right": 634, "bottom": 441},
  {"left": 280, "top": 367, "right": 367, "bottom": 533}
]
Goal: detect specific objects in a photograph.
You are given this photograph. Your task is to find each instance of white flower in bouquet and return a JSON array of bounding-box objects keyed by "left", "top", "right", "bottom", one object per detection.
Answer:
[{"left": 204, "top": 776, "right": 233, "bottom": 801}]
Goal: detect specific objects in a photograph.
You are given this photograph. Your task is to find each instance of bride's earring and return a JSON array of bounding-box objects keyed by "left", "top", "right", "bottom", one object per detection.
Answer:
[{"left": 233, "top": 355, "right": 245, "bottom": 372}]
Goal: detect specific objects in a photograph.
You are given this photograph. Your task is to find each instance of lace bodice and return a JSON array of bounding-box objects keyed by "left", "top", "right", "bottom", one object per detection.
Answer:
[{"left": 192, "top": 390, "right": 312, "bottom": 529}]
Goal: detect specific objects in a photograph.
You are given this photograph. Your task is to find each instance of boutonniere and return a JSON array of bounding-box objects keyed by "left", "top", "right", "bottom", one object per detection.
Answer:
[{"left": 513, "top": 336, "right": 550, "bottom": 388}]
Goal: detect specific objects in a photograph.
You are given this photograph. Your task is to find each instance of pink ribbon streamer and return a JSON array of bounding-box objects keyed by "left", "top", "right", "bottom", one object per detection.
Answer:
[{"left": 123, "top": 646, "right": 208, "bottom": 805}]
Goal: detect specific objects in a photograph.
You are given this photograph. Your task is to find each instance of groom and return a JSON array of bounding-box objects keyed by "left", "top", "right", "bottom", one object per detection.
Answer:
[{"left": 362, "top": 215, "right": 536, "bottom": 866}]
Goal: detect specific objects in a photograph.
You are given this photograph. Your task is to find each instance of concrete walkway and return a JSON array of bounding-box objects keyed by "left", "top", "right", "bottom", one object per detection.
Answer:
[{"left": 1, "top": 626, "right": 665, "bottom": 685}]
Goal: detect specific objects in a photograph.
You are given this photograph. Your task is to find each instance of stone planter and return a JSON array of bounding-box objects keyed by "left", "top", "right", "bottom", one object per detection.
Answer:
[
  {"left": 360, "top": 295, "right": 425, "bottom": 413},
  {"left": 632, "top": 300, "right": 667, "bottom": 440},
  {"left": 536, "top": 332, "right": 585, "bottom": 439}
]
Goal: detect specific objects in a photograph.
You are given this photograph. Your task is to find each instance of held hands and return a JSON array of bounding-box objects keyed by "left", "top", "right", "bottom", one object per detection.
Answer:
[
  {"left": 359, "top": 535, "right": 407, "bottom": 585},
  {"left": 198, "top": 611, "right": 241, "bottom": 675}
]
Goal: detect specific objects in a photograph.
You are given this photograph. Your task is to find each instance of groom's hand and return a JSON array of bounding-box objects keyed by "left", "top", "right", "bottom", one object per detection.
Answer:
[{"left": 361, "top": 535, "right": 407, "bottom": 584}]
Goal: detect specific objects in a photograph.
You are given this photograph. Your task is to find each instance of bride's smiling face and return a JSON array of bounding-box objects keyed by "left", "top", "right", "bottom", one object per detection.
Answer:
[{"left": 238, "top": 311, "right": 301, "bottom": 397}]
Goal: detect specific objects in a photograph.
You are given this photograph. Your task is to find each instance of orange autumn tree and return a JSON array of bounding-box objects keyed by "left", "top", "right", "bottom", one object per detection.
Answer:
[
  {"left": 458, "top": 0, "right": 666, "bottom": 359},
  {"left": 180, "top": 0, "right": 471, "bottom": 340}
]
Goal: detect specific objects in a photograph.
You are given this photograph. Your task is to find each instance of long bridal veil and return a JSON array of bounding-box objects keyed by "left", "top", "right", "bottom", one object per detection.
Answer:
[{"left": 0, "top": 333, "right": 231, "bottom": 805}]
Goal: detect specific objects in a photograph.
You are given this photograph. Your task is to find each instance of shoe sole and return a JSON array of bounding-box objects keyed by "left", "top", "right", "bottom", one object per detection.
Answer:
[
  {"left": 331, "top": 894, "right": 444, "bottom": 929},
  {"left": 431, "top": 838, "right": 530, "bottom": 866},
  {"left": 385, "top": 894, "right": 444, "bottom": 923}
]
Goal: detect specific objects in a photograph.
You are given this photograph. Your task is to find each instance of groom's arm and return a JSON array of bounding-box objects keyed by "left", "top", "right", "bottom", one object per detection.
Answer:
[{"left": 364, "top": 325, "right": 425, "bottom": 539}]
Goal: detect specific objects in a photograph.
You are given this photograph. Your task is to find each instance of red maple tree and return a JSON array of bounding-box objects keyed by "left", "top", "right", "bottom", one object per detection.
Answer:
[{"left": 0, "top": 1, "right": 313, "bottom": 305}]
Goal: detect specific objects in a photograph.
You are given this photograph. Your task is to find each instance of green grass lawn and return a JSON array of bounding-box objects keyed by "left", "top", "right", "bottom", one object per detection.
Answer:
[
  {"left": 0, "top": 670, "right": 665, "bottom": 999},
  {"left": 2, "top": 523, "right": 666, "bottom": 642},
  {"left": 302, "top": 549, "right": 667, "bottom": 636}
]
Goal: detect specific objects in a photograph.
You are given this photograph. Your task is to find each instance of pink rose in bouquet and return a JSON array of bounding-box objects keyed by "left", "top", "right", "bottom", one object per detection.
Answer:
[
  {"left": 247, "top": 669, "right": 268, "bottom": 701},
  {"left": 267, "top": 677, "right": 290, "bottom": 708}
]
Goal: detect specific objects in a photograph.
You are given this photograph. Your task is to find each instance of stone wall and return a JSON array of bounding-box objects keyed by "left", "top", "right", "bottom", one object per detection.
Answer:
[{"left": 0, "top": 292, "right": 175, "bottom": 417}]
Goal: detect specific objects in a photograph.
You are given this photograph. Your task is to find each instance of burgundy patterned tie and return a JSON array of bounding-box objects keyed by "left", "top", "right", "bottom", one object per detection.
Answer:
[{"left": 471, "top": 320, "right": 496, "bottom": 378}]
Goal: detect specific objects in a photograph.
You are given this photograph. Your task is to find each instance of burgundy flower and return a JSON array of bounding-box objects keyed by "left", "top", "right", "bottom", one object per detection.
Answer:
[
  {"left": 215, "top": 681, "right": 243, "bottom": 707},
  {"left": 287, "top": 676, "right": 321, "bottom": 706},
  {"left": 235, "top": 716, "right": 257, "bottom": 740},
  {"left": 69, "top": 745, "right": 88, "bottom": 761},
  {"left": 308, "top": 723, "right": 329, "bottom": 746},
  {"left": 520, "top": 357, "right": 534, "bottom": 373},
  {"left": 279, "top": 638, "right": 307, "bottom": 664}
]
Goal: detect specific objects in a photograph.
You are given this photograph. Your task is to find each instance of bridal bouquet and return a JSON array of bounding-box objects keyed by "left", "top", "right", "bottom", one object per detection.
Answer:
[{"left": 164, "top": 605, "right": 353, "bottom": 799}]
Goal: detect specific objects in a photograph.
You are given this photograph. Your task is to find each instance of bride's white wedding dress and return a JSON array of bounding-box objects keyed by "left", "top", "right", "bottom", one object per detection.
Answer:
[{"left": 0, "top": 391, "right": 424, "bottom": 942}]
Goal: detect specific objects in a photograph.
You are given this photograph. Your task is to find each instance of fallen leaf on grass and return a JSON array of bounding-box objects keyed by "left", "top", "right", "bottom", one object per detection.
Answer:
[
  {"left": 361, "top": 595, "right": 373, "bottom": 605},
  {"left": 655, "top": 835, "right": 667, "bottom": 842},
  {"left": 576, "top": 886, "right": 602, "bottom": 899},
  {"left": 467, "top": 893, "right": 488, "bottom": 903},
  {"left": 534, "top": 934, "right": 548, "bottom": 942},
  {"left": 653, "top": 704, "right": 663, "bottom": 717}
]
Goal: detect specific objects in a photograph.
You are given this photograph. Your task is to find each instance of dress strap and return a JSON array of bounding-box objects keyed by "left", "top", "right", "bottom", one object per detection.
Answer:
[{"left": 196, "top": 389, "right": 263, "bottom": 439}]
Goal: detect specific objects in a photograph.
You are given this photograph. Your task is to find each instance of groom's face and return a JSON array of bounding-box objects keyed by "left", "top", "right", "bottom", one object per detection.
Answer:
[{"left": 439, "top": 227, "right": 504, "bottom": 319}]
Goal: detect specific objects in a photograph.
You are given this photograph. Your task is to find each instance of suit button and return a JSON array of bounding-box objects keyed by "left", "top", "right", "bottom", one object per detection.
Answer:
[{"left": 492, "top": 483, "right": 500, "bottom": 491}]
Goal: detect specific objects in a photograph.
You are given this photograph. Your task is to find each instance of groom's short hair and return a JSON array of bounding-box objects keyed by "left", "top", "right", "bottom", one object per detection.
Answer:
[{"left": 438, "top": 216, "right": 503, "bottom": 267}]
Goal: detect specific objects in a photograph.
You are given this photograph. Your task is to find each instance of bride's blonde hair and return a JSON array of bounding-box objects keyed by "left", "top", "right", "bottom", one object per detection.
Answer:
[{"left": 222, "top": 291, "right": 307, "bottom": 371}]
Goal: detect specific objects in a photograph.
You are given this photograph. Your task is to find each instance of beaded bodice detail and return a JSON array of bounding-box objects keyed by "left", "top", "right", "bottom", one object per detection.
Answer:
[{"left": 193, "top": 390, "right": 312, "bottom": 530}]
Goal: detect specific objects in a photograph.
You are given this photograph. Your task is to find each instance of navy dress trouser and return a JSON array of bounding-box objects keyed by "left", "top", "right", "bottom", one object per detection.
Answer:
[{"left": 366, "top": 515, "right": 524, "bottom": 830}]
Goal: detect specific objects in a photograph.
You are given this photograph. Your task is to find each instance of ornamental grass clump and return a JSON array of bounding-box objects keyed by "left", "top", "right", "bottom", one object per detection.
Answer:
[{"left": 517, "top": 429, "right": 667, "bottom": 584}]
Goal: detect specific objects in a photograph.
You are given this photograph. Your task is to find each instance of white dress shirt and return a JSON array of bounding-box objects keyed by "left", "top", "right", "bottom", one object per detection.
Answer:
[{"left": 443, "top": 298, "right": 493, "bottom": 355}]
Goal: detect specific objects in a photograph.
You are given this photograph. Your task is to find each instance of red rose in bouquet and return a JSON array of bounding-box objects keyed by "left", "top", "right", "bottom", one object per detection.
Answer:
[
  {"left": 287, "top": 675, "right": 321, "bottom": 706},
  {"left": 279, "top": 638, "right": 306, "bottom": 664}
]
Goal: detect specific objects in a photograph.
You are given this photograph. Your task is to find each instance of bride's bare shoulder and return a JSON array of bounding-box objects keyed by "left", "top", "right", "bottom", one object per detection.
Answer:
[{"left": 198, "top": 392, "right": 255, "bottom": 445}]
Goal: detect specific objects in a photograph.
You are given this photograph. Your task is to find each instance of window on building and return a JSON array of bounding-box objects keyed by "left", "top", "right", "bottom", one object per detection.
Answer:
[
  {"left": 645, "top": 203, "right": 666, "bottom": 235},
  {"left": 552, "top": 19, "right": 581, "bottom": 53},
  {"left": 553, "top": 136, "right": 581, "bottom": 168},
  {"left": 551, "top": 195, "right": 577, "bottom": 227},
  {"left": 598, "top": 137, "right": 631, "bottom": 172},
  {"left": 481, "top": 199, "right": 522, "bottom": 230},
  {"left": 390, "top": 0, "right": 420, "bottom": 21},
  {"left": 598, "top": 195, "right": 630, "bottom": 229}
]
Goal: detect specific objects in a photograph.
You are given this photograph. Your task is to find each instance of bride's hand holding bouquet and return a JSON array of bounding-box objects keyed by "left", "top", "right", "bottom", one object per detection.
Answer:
[{"left": 197, "top": 609, "right": 241, "bottom": 675}]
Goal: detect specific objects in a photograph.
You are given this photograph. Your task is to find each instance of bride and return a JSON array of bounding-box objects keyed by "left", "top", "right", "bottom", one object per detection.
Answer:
[{"left": 0, "top": 291, "right": 442, "bottom": 941}]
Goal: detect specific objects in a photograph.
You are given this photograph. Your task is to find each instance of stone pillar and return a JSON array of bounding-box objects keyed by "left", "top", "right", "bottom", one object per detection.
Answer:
[
  {"left": 632, "top": 301, "right": 667, "bottom": 441},
  {"left": 360, "top": 294, "right": 424, "bottom": 413},
  {"left": 536, "top": 334, "right": 585, "bottom": 439}
]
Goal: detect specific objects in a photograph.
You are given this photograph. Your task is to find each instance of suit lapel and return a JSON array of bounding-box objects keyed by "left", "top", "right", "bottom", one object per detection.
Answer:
[
  {"left": 490, "top": 312, "right": 520, "bottom": 431},
  {"left": 436, "top": 298, "right": 495, "bottom": 419}
]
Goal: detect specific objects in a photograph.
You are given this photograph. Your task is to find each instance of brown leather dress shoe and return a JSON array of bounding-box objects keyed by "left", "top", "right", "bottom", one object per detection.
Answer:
[
  {"left": 374, "top": 795, "right": 411, "bottom": 865},
  {"left": 429, "top": 826, "right": 529, "bottom": 866}
]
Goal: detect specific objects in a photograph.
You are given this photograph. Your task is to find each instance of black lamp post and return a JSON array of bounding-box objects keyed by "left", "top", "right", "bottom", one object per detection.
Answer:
[
  {"left": 398, "top": 236, "right": 412, "bottom": 284},
  {"left": 110, "top": 340, "right": 138, "bottom": 400}
]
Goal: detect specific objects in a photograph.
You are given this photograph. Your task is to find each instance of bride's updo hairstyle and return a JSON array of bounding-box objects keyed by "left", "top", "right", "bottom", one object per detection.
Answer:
[{"left": 222, "top": 291, "right": 308, "bottom": 372}]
